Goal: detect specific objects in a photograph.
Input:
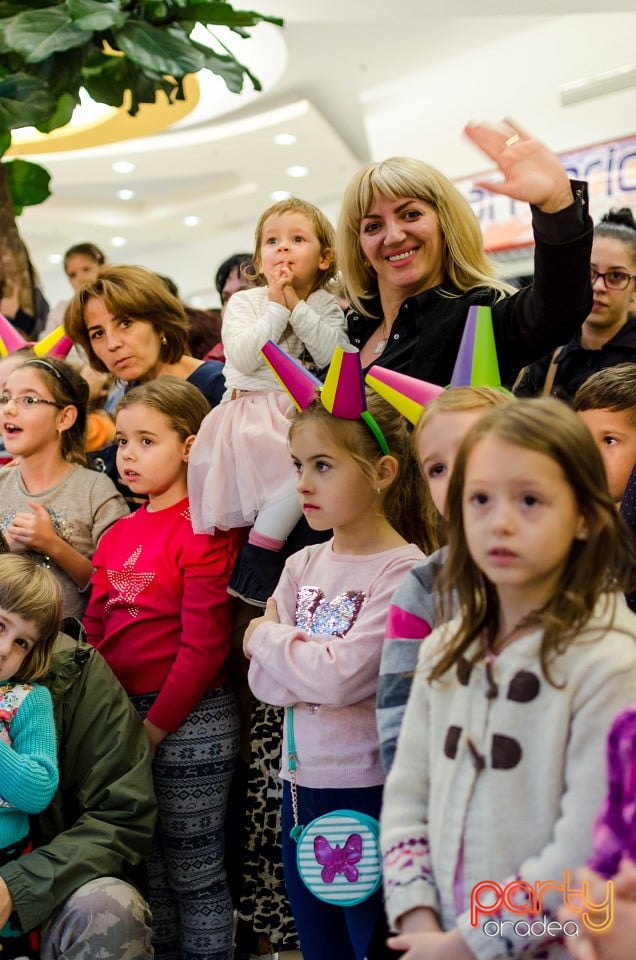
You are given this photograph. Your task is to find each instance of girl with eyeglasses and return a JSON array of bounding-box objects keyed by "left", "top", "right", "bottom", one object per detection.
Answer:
[
  {"left": 0, "top": 358, "right": 128, "bottom": 618},
  {"left": 515, "top": 207, "right": 636, "bottom": 403}
]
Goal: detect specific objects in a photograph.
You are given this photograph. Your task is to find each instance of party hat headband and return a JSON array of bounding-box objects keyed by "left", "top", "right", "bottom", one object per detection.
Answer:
[
  {"left": 365, "top": 305, "right": 506, "bottom": 423},
  {"left": 261, "top": 340, "right": 390, "bottom": 455},
  {"left": 0, "top": 313, "right": 73, "bottom": 359}
]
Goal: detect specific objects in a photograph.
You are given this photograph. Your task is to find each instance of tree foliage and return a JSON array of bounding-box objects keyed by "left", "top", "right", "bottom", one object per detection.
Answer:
[{"left": 0, "top": 0, "right": 283, "bottom": 211}]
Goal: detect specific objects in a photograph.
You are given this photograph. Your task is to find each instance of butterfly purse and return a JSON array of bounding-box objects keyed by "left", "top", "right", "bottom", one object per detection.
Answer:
[{"left": 286, "top": 707, "right": 383, "bottom": 906}]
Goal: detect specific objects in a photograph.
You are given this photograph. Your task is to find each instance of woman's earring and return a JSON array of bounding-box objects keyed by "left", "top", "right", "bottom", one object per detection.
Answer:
[{"left": 160, "top": 336, "right": 168, "bottom": 346}]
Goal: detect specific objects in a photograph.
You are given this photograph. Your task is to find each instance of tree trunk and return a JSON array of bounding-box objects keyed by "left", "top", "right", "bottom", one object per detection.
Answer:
[{"left": 0, "top": 163, "right": 34, "bottom": 315}]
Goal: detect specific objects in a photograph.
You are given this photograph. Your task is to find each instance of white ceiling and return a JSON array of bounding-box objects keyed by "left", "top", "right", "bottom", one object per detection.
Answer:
[{"left": 13, "top": 2, "right": 636, "bottom": 309}]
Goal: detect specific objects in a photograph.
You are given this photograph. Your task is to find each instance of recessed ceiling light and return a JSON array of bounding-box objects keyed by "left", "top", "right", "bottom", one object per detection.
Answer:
[
  {"left": 286, "top": 165, "right": 309, "bottom": 178},
  {"left": 274, "top": 133, "right": 297, "bottom": 146},
  {"left": 48, "top": 253, "right": 63, "bottom": 264},
  {"left": 270, "top": 190, "right": 292, "bottom": 201},
  {"left": 110, "top": 236, "right": 127, "bottom": 247},
  {"left": 183, "top": 216, "right": 201, "bottom": 227},
  {"left": 117, "top": 189, "right": 135, "bottom": 200},
  {"left": 112, "top": 161, "right": 135, "bottom": 174}
]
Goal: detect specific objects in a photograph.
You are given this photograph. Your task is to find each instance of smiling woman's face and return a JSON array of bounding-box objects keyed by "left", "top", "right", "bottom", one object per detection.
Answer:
[
  {"left": 83, "top": 297, "right": 163, "bottom": 382},
  {"left": 359, "top": 194, "right": 446, "bottom": 302}
]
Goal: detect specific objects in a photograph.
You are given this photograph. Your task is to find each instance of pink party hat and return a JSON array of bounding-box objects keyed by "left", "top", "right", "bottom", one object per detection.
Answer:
[
  {"left": 33, "top": 325, "right": 74, "bottom": 359},
  {"left": 261, "top": 340, "right": 322, "bottom": 411},
  {"left": 321, "top": 344, "right": 366, "bottom": 419},
  {"left": 0, "top": 313, "right": 29, "bottom": 358},
  {"left": 450, "top": 305, "right": 502, "bottom": 388},
  {"left": 365, "top": 366, "right": 444, "bottom": 425}
]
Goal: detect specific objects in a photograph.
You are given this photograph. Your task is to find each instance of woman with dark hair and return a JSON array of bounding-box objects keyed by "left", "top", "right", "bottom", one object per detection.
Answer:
[
  {"left": 515, "top": 207, "right": 636, "bottom": 402},
  {"left": 64, "top": 264, "right": 225, "bottom": 408}
]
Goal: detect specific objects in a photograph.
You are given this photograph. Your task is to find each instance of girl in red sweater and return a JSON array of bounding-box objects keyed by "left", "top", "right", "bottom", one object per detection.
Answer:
[{"left": 83, "top": 376, "right": 243, "bottom": 960}]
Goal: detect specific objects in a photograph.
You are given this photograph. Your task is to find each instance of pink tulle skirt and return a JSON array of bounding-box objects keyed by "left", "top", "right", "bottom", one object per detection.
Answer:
[{"left": 188, "top": 390, "right": 297, "bottom": 533}]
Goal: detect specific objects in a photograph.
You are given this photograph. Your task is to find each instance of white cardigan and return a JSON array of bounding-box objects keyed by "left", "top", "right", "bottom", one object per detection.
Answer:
[{"left": 380, "top": 594, "right": 636, "bottom": 960}]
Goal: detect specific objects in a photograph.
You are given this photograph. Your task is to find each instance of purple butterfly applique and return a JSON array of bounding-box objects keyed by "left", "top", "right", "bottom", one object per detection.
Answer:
[{"left": 314, "top": 833, "right": 363, "bottom": 883}]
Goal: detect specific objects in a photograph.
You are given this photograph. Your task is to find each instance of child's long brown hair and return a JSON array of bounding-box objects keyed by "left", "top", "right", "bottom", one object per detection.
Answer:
[
  {"left": 289, "top": 391, "right": 432, "bottom": 552},
  {"left": 431, "top": 398, "right": 635, "bottom": 683},
  {"left": 0, "top": 555, "right": 61, "bottom": 682}
]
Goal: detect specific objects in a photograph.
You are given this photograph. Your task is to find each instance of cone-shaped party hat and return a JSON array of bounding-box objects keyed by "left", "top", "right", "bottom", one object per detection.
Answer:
[
  {"left": 365, "top": 366, "right": 444, "bottom": 425},
  {"left": 0, "top": 313, "right": 29, "bottom": 358},
  {"left": 260, "top": 340, "right": 389, "bottom": 454},
  {"left": 449, "top": 305, "right": 502, "bottom": 388},
  {"left": 33, "top": 325, "right": 74, "bottom": 359},
  {"left": 261, "top": 340, "right": 322, "bottom": 411}
]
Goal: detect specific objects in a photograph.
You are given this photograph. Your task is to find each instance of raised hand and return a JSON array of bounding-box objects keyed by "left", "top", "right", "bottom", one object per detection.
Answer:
[{"left": 464, "top": 119, "right": 573, "bottom": 214}]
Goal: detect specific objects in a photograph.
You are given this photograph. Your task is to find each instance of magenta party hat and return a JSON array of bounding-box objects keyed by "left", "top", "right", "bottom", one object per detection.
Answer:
[
  {"left": 0, "top": 313, "right": 29, "bottom": 357},
  {"left": 260, "top": 340, "right": 389, "bottom": 454},
  {"left": 365, "top": 366, "right": 444, "bottom": 425},
  {"left": 33, "top": 325, "right": 74, "bottom": 359},
  {"left": 261, "top": 340, "right": 322, "bottom": 411},
  {"left": 449, "top": 304, "right": 502, "bottom": 388}
]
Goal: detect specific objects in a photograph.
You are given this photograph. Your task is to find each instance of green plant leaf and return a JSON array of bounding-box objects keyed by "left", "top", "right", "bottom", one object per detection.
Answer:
[
  {"left": 175, "top": 2, "right": 283, "bottom": 28},
  {"left": 2, "top": 8, "right": 89, "bottom": 63},
  {"left": 0, "top": 1, "right": 58, "bottom": 18},
  {"left": 36, "top": 90, "right": 78, "bottom": 133},
  {"left": 112, "top": 21, "right": 204, "bottom": 76},
  {"left": 0, "top": 131, "right": 10, "bottom": 159},
  {"left": 0, "top": 72, "right": 57, "bottom": 132},
  {"left": 67, "top": 0, "right": 128, "bottom": 31},
  {"left": 5, "top": 157, "right": 51, "bottom": 216}
]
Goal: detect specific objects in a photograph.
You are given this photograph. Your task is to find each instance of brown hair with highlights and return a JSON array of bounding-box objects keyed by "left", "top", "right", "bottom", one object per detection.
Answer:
[{"left": 0, "top": 555, "right": 62, "bottom": 682}]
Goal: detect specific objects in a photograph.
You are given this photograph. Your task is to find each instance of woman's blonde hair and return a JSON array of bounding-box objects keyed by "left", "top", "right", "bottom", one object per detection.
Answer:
[
  {"left": 431, "top": 398, "right": 635, "bottom": 684},
  {"left": 288, "top": 392, "right": 434, "bottom": 553},
  {"left": 337, "top": 157, "right": 515, "bottom": 318},
  {"left": 18, "top": 358, "right": 89, "bottom": 466},
  {"left": 64, "top": 265, "right": 189, "bottom": 373},
  {"left": 115, "top": 376, "right": 211, "bottom": 439},
  {"left": 250, "top": 198, "right": 337, "bottom": 291},
  {"left": 0, "top": 555, "right": 61, "bottom": 682},
  {"left": 414, "top": 386, "right": 513, "bottom": 551}
]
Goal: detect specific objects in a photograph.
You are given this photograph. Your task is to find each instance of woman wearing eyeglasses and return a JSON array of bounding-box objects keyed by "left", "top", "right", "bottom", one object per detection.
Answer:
[
  {"left": 0, "top": 358, "right": 128, "bottom": 618},
  {"left": 515, "top": 207, "right": 636, "bottom": 403}
]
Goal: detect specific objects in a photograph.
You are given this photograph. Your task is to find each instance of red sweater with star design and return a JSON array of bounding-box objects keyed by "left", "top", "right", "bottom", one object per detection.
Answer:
[{"left": 83, "top": 497, "right": 242, "bottom": 732}]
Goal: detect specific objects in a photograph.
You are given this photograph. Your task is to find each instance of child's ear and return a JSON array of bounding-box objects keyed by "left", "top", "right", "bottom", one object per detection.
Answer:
[
  {"left": 376, "top": 454, "right": 399, "bottom": 490},
  {"left": 319, "top": 248, "right": 334, "bottom": 273},
  {"left": 56, "top": 404, "right": 78, "bottom": 434},
  {"left": 182, "top": 434, "right": 196, "bottom": 462}
]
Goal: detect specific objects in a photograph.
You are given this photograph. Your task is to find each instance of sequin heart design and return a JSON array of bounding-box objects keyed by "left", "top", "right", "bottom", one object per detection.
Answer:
[{"left": 296, "top": 587, "right": 366, "bottom": 637}]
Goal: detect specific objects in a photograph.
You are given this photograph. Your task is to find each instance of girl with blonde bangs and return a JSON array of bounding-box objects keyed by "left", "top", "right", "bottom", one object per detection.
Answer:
[{"left": 338, "top": 120, "right": 594, "bottom": 390}]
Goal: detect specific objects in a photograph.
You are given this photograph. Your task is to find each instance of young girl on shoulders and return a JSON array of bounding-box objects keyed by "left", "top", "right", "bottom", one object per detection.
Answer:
[
  {"left": 82, "top": 376, "right": 244, "bottom": 960},
  {"left": 0, "top": 554, "right": 61, "bottom": 960},
  {"left": 188, "top": 197, "right": 349, "bottom": 605},
  {"left": 0, "top": 357, "right": 128, "bottom": 618},
  {"left": 381, "top": 398, "right": 636, "bottom": 960},
  {"left": 244, "top": 380, "right": 427, "bottom": 960},
  {"left": 376, "top": 385, "right": 511, "bottom": 772}
]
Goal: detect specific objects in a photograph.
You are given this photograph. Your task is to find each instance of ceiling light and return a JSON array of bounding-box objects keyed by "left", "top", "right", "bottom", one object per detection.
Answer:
[
  {"left": 117, "top": 189, "right": 135, "bottom": 200},
  {"left": 112, "top": 161, "right": 135, "bottom": 174},
  {"left": 183, "top": 216, "right": 201, "bottom": 227},
  {"left": 270, "top": 190, "right": 292, "bottom": 201},
  {"left": 48, "top": 253, "right": 63, "bottom": 264},
  {"left": 286, "top": 165, "right": 309, "bottom": 178},
  {"left": 274, "top": 133, "right": 297, "bottom": 146},
  {"left": 110, "top": 236, "right": 127, "bottom": 247}
]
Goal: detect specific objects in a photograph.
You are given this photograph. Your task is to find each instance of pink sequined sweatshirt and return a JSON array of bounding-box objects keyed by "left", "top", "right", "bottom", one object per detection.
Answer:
[{"left": 247, "top": 539, "right": 424, "bottom": 789}]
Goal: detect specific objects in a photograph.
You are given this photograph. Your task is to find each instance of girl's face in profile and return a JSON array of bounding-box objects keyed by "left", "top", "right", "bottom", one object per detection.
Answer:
[
  {"left": 462, "top": 434, "right": 588, "bottom": 611},
  {"left": 416, "top": 409, "right": 485, "bottom": 518}
]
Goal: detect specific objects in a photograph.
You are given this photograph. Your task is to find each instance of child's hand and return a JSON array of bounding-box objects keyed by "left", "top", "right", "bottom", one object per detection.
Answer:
[
  {"left": 0, "top": 283, "right": 20, "bottom": 321},
  {"left": 143, "top": 717, "right": 168, "bottom": 760},
  {"left": 243, "top": 596, "right": 280, "bottom": 659},
  {"left": 387, "top": 929, "right": 475, "bottom": 959},
  {"left": 6, "top": 502, "right": 57, "bottom": 555},
  {"left": 267, "top": 264, "right": 299, "bottom": 311}
]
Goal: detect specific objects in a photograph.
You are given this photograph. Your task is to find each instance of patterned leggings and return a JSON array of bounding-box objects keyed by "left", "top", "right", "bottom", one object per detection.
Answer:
[{"left": 131, "top": 685, "right": 239, "bottom": 960}]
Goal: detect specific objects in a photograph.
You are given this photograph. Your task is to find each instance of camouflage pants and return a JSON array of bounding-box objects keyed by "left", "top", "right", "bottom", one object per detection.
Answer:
[{"left": 40, "top": 877, "right": 153, "bottom": 959}]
